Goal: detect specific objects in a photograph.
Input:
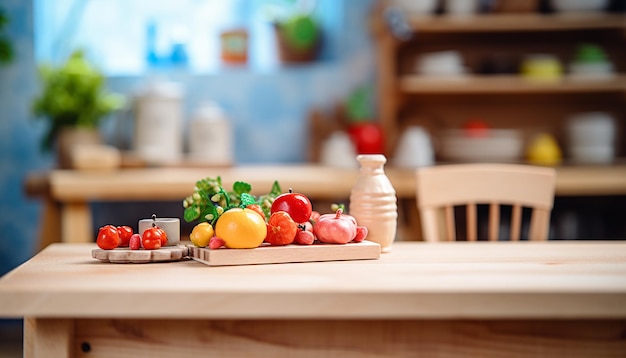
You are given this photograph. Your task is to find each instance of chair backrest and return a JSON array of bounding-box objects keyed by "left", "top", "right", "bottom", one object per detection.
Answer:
[{"left": 415, "top": 163, "right": 556, "bottom": 242}]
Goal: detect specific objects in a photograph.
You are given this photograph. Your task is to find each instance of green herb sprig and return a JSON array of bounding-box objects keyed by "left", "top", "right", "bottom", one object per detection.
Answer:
[{"left": 182, "top": 177, "right": 282, "bottom": 226}]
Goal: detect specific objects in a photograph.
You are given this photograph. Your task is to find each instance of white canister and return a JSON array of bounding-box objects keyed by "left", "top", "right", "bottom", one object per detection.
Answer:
[
  {"left": 134, "top": 80, "right": 184, "bottom": 164},
  {"left": 445, "top": 0, "right": 479, "bottom": 16},
  {"left": 393, "top": 126, "right": 434, "bottom": 168},
  {"left": 320, "top": 131, "right": 358, "bottom": 168},
  {"left": 188, "top": 102, "right": 233, "bottom": 166},
  {"left": 138, "top": 217, "right": 180, "bottom": 246}
]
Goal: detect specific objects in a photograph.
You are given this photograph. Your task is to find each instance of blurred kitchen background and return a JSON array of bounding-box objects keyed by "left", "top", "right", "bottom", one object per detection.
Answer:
[
  {"left": 1, "top": 0, "right": 626, "bottom": 354},
  {"left": 2, "top": 0, "right": 626, "bottom": 274}
]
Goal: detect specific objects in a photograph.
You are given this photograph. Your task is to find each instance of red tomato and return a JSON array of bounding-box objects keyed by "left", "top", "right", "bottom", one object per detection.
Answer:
[
  {"left": 265, "top": 211, "right": 298, "bottom": 246},
  {"left": 96, "top": 225, "right": 119, "bottom": 250},
  {"left": 116, "top": 226, "right": 133, "bottom": 247},
  {"left": 142, "top": 227, "right": 165, "bottom": 250},
  {"left": 155, "top": 226, "right": 168, "bottom": 246},
  {"left": 271, "top": 190, "right": 312, "bottom": 223},
  {"left": 246, "top": 204, "right": 266, "bottom": 222}
]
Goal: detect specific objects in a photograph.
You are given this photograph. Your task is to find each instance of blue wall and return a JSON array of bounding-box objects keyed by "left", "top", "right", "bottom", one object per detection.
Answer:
[{"left": 0, "top": 0, "right": 376, "bottom": 275}]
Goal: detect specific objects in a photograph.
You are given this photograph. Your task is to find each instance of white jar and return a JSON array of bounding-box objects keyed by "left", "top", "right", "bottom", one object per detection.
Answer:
[
  {"left": 393, "top": 126, "right": 434, "bottom": 168},
  {"left": 133, "top": 80, "right": 184, "bottom": 164},
  {"left": 188, "top": 102, "right": 233, "bottom": 166}
]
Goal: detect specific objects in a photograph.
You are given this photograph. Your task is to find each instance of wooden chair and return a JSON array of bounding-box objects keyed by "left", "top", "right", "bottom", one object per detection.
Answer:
[{"left": 415, "top": 163, "right": 556, "bottom": 242}]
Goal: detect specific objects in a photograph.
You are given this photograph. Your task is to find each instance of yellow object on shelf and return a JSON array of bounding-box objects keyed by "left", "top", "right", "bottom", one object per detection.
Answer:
[
  {"left": 521, "top": 55, "right": 563, "bottom": 81},
  {"left": 526, "top": 133, "right": 562, "bottom": 166}
]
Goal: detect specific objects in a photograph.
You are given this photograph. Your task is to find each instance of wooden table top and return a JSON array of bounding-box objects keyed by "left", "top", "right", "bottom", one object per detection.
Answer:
[
  {"left": 27, "top": 164, "right": 626, "bottom": 202},
  {"left": 1, "top": 241, "right": 625, "bottom": 320}
]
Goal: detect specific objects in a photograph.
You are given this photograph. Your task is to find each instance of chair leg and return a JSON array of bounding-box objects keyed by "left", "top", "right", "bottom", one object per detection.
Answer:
[
  {"left": 466, "top": 203, "right": 477, "bottom": 241},
  {"left": 489, "top": 203, "right": 499, "bottom": 241},
  {"left": 510, "top": 205, "right": 522, "bottom": 241}
]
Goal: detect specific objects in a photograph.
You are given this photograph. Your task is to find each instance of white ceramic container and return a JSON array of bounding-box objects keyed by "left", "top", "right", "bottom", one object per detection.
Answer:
[
  {"left": 393, "top": 126, "right": 434, "bottom": 168},
  {"left": 188, "top": 102, "right": 233, "bottom": 166},
  {"left": 138, "top": 217, "right": 180, "bottom": 246},
  {"left": 133, "top": 80, "right": 184, "bottom": 164},
  {"left": 349, "top": 155, "right": 397, "bottom": 253},
  {"left": 550, "top": 0, "right": 609, "bottom": 13}
]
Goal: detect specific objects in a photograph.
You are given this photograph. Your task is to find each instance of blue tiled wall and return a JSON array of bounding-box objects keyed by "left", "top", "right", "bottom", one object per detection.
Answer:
[{"left": 0, "top": 0, "right": 376, "bottom": 275}]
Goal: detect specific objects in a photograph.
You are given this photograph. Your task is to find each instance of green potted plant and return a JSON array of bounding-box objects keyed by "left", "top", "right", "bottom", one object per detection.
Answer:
[
  {"left": 266, "top": 0, "right": 322, "bottom": 63},
  {"left": 32, "top": 50, "right": 124, "bottom": 168}
]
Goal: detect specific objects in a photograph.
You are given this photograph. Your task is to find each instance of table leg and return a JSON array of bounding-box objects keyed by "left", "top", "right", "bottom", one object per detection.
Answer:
[
  {"left": 61, "top": 202, "right": 92, "bottom": 243},
  {"left": 24, "top": 318, "right": 73, "bottom": 358},
  {"left": 37, "top": 197, "right": 61, "bottom": 251}
]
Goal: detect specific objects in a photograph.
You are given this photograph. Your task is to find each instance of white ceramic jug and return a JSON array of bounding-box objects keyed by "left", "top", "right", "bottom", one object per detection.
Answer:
[
  {"left": 393, "top": 126, "right": 434, "bottom": 168},
  {"left": 133, "top": 80, "right": 184, "bottom": 164},
  {"left": 349, "top": 154, "right": 398, "bottom": 253},
  {"left": 188, "top": 102, "right": 233, "bottom": 166}
]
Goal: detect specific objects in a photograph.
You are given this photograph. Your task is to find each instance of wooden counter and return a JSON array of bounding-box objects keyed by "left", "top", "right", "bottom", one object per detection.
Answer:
[
  {"left": 24, "top": 164, "right": 626, "bottom": 246},
  {"left": 1, "top": 241, "right": 625, "bottom": 357}
]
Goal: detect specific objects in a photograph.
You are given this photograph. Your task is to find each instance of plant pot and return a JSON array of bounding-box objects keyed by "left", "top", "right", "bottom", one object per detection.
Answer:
[
  {"left": 56, "top": 127, "right": 102, "bottom": 169},
  {"left": 274, "top": 25, "right": 321, "bottom": 64}
]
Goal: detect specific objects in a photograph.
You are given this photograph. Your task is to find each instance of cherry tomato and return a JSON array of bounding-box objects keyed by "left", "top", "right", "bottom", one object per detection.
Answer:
[
  {"left": 96, "top": 225, "right": 119, "bottom": 250},
  {"left": 142, "top": 227, "right": 165, "bottom": 250},
  {"left": 271, "top": 190, "right": 312, "bottom": 223},
  {"left": 116, "top": 226, "right": 133, "bottom": 247},
  {"left": 294, "top": 230, "right": 315, "bottom": 245},
  {"left": 155, "top": 226, "right": 168, "bottom": 246},
  {"left": 129, "top": 233, "right": 141, "bottom": 250},
  {"left": 265, "top": 211, "right": 298, "bottom": 246},
  {"left": 246, "top": 204, "right": 266, "bottom": 222}
]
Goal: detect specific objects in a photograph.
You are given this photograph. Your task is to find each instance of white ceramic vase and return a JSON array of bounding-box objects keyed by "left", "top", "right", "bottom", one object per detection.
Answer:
[{"left": 349, "top": 154, "right": 398, "bottom": 253}]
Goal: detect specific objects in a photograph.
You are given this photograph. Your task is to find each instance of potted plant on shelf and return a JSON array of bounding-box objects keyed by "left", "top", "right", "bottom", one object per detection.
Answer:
[
  {"left": 267, "top": 0, "right": 322, "bottom": 63},
  {"left": 32, "top": 50, "right": 124, "bottom": 168}
]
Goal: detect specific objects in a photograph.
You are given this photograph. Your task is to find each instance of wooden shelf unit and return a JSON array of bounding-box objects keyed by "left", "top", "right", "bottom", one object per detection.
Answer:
[
  {"left": 399, "top": 74, "right": 626, "bottom": 94},
  {"left": 405, "top": 13, "right": 626, "bottom": 33},
  {"left": 374, "top": 5, "right": 626, "bottom": 174}
]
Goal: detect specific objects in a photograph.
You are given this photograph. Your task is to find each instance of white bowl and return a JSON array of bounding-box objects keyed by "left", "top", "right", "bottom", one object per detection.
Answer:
[
  {"left": 566, "top": 112, "right": 615, "bottom": 146},
  {"left": 550, "top": 0, "right": 609, "bottom": 12},
  {"left": 569, "top": 61, "right": 615, "bottom": 80},
  {"left": 391, "top": 0, "right": 439, "bottom": 15},
  {"left": 569, "top": 145, "right": 614, "bottom": 164},
  {"left": 440, "top": 129, "right": 524, "bottom": 162}
]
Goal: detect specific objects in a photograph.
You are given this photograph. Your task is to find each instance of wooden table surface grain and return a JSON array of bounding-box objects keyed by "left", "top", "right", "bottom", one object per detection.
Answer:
[
  {"left": 3, "top": 241, "right": 626, "bottom": 357},
  {"left": 2, "top": 241, "right": 625, "bottom": 320}
]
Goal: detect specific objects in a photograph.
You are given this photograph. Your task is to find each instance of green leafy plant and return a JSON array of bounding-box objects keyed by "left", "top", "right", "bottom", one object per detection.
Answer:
[
  {"left": 31, "top": 50, "right": 124, "bottom": 150},
  {"left": 265, "top": 0, "right": 321, "bottom": 61},
  {"left": 183, "top": 177, "right": 283, "bottom": 226}
]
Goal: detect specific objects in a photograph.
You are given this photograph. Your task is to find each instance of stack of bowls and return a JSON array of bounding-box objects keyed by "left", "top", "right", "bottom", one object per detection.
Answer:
[
  {"left": 416, "top": 51, "right": 466, "bottom": 77},
  {"left": 566, "top": 112, "right": 615, "bottom": 164}
]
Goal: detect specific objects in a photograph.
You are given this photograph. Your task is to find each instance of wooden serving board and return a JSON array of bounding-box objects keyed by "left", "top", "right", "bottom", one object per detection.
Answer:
[
  {"left": 92, "top": 246, "right": 190, "bottom": 264},
  {"left": 188, "top": 240, "right": 381, "bottom": 267}
]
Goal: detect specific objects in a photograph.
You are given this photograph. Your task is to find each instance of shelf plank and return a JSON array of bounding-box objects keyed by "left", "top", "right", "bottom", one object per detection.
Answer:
[
  {"left": 399, "top": 74, "right": 626, "bottom": 94},
  {"left": 406, "top": 13, "right": 626, "bottom": 33}
]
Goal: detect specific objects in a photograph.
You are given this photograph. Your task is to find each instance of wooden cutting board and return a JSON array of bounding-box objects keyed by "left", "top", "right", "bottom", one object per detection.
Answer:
[
  {"left": 92, "top": 241, "right": 381, "bottom": 266},
  {"left": 188, "top": 241, "right": 381, "bottom": 266}
]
